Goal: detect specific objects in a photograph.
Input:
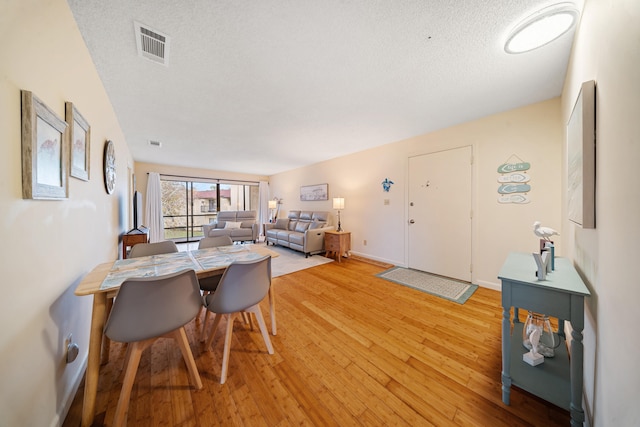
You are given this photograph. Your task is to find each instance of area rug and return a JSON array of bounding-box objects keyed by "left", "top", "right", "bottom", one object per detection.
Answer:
[
  {"left": 376, "top": 267, "right": 478, "bottom": 304},
  {"left": 264, "top": 244, "right": 334, "bottom": 277}
]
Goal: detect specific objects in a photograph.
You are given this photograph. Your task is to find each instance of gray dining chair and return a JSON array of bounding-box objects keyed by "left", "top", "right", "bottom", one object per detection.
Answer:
[
  {"left": 198, "top": 235, "right": 233, "bottom": 249},
  {"left": 128, "top": 240, "right": 178, "bottom": 258},
  {"left": 197, "top": 235, "right": 233, "bottom": 340},
  {"left": 204, "top": 255, "right": 274, "bottom": 384},
  {"left": 104, "top": 269, "right": 203, "bottom": 427},
  {"left": 104, "top": 240, "right": 180, "bottom": 361}
]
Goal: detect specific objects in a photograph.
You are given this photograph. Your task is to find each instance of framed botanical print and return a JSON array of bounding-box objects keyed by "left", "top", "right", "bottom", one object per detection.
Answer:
[
  {"left": 66, "top": 102, "right": 90, "bottom": 181},
  {"left": 21, "top": 90, "right": 69, "bottom": 199}
]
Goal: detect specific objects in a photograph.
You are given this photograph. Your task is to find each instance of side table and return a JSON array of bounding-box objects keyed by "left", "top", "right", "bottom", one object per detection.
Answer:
[
  {"left": 324, "top": 230, "right": 351, "bottom": 262},
  {"left": 498, "top": 252, "right": 590, "bottom": 426},
  {"left": 122, "top": 230, "right": 149, "bottom": 259}
]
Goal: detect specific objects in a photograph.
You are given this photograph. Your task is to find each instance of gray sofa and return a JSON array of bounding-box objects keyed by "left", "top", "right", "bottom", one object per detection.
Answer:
[
  {"left": 265, "top": 210, "right": 334, "bottom": 257},
  {"left": 202, "top": 210, "right": 259, "bottom": 243}
]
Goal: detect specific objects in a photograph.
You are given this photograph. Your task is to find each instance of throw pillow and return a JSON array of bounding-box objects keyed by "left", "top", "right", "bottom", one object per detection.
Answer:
[
  {"left": 274, "top": 218, "right": 289, "bottom": 229},
  {"left": 224, "top": 221, "right": 242, "bottom": 229},
  {"left": 295, "top": 222, "right": 310, "bottom": 233}
]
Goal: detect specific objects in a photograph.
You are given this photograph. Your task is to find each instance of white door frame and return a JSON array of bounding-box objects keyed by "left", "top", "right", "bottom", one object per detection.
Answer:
[{"left": 403, "top": 144, "right": 476, "bottom": 282}]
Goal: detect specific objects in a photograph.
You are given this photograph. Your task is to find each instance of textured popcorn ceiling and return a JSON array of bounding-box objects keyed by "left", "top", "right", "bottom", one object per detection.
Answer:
[{"left": 67, "top": 0, "right": 581, "bottom": 175}]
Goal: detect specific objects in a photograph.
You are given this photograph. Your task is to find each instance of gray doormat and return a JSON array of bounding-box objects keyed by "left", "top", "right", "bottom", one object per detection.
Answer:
[{"left": 376, "top": 267, "right": 478, "bottom": 304}]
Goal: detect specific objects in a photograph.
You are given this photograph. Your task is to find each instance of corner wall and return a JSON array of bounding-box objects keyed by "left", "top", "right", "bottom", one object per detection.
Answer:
[
  {"left": 269, "top": 98, "right": 563, "bottom": 288},
  {"left": 0, "top": 0, "right": 132, "bottom": 425},
  {"left": 561, "top": 0, "right": 640, "bottom": 424}
]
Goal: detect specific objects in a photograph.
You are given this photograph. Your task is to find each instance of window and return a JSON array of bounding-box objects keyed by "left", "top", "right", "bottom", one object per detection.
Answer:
[{"left": 160, "top": 177, "right": 258, "bottom": 243}]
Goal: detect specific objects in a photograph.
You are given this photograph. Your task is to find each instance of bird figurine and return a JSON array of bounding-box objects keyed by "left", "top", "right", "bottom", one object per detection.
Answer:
[{"left": 533, "top": 221, "right": 559, "bottom": 241}]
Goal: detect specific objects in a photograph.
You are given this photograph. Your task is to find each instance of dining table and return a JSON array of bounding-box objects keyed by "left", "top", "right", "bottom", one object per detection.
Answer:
[{"left": 74, "top": 243, "right": 279, "bottom": 427}]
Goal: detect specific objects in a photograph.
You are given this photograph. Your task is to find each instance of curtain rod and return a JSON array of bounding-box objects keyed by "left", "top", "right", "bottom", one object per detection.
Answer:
[{"left": 148, "top": 172, "right": 261, "bottom": 185}]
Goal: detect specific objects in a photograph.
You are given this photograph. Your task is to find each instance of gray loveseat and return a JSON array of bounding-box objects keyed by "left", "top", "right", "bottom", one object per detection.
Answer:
[
  {"left": 202, "top": 210, "right": 259, "bottom": 243},
  {"left": 265, "top": 210, "right": 334, "bottom": 257}
]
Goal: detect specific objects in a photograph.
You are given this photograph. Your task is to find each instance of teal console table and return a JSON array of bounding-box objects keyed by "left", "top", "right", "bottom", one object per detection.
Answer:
[{"left": 498, "top": 252, "right": 590, "bottom": 427}]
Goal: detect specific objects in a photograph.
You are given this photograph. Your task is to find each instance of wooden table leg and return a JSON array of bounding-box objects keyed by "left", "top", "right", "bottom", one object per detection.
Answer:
[
  {"left": 100, "top": 296, "right": 114, "bottom": 364},
  {"left": 269, "top": 286, "right": 277, "bottom": 335},
  {"left": 81, "top": 292, "right": 107, "bottom": 427}
]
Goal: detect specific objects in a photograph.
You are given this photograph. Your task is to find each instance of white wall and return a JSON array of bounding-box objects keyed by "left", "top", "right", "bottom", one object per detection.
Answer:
[
  {"left": 561, "top": 0, "right": 640, "bottom": 424},
  {"left": 270, "top": 98, "right": 563, "bottom": 289},
  {"left": 0, "top": 1, "right": 132, "bottom": 425}
]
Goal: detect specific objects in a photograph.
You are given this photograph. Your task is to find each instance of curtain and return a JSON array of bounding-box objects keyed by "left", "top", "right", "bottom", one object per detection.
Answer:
[
  {"left": 258, "top": 181, "right": 270, "bottom": 237},
  {"left": 145, "top": 172, "right": 164, "bottom": 243}
]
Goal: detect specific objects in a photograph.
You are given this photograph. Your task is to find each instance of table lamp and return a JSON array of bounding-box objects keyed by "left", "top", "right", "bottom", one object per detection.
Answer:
[
  {"left": 333, "top": 197, "right": 345, "bottom": 231},
  {"left": 268, "top": 200, "right": 277, "bottom": 222}
]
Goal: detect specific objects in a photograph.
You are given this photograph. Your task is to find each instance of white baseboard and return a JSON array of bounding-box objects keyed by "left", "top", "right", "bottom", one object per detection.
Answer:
[
  {"left": 348, "top": 250, "right": 400, "bottom": 267},
  {"left": 475, "top": 279, "right": 501, "bottom": 291},
  {"left": 50, "top": 354, "right": 88, "bottom": 427}
]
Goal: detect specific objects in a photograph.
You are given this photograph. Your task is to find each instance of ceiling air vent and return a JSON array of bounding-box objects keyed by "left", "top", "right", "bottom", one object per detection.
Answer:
[
  {"left": 134, "top": 21, "right": 170, "bottom": 66},
  {"left": 148, "top": 140, "right": 162, "bottom": 147}
]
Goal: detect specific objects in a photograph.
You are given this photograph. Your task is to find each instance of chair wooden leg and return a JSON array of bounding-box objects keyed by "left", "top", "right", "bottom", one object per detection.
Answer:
[
  {"left": 200, "top": 310, "right": 213, "bottom": 342},
  {"left": 246, "top": 305, "right": 274, "bottom": 354},
  {"left": 112, "top": 339, "right": 150, "bottom": 427},
  {"left": 172, "top": 327, "right": 203, "bottom": 389},
  {"left": 205, "top": 312, "right": 223, "bottom": 350},
  {"left": 220, "top": 313, "right": 235, "bottom": 384},
  {"left": 243, "top": 312, "right": 254, "bottom": 330},
  {"left": 269, "top": 286, "right": 277, "bottom": 335}
]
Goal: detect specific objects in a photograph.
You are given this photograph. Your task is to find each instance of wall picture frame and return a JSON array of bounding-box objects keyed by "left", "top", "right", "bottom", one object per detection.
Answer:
[
  {"left": 300, "top": 183, "right": 328, "bottom": 201},
  {"left": 66, "top": 102, "right": 90, "bottom": 181},
  {"left": 567, "top": 80, "right": 596, "bottom": 228},
  {"left": 21, "top": 90, "right": 69, "bottom": 199}
]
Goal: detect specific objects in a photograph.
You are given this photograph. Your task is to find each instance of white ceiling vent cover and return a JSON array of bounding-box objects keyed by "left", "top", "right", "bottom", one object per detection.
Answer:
[{"left": 134, "top": 21, "right": 170, "bottom": 66}]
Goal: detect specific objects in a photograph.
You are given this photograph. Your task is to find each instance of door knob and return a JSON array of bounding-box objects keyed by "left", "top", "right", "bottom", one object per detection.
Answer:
[{"left": 409, "top": 219, "right": 415, "bottom": 224}]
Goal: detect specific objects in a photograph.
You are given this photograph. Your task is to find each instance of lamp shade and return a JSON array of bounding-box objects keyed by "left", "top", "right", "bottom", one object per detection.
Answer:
[
  {"left": 268, "top": 200, "right": 277, "bottom": 209},
  {"left": 333, "top": 197, "right": 345, "bottom": 210}
]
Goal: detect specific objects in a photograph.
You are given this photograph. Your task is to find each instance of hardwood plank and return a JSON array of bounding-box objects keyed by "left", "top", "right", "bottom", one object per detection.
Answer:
[{"left": 64, "top": 259, "right": 570, "bottom": 427}]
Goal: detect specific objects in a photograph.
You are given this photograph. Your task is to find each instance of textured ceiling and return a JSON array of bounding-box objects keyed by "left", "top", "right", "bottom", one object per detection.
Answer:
[{"left": 67, "top": 0, "right": 582, "bottom": 176}]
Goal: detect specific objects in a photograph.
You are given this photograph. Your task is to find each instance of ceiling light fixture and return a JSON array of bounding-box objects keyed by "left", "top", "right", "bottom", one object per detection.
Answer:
[{"left": 504, "top": 3, "right": 579, "bottom": 54}]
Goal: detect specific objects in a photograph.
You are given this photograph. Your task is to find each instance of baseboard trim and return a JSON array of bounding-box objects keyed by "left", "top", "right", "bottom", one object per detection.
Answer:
[
  {"left": 51, "top": 354, "right": 88, "bottom": 427},
  {"left": 475, "top": 279, "right": 501, "bottom": 291},
  {"left": 349, "top": 254, "right": 394, "bottom": 269},
  {"left": 348, "top": 251, "right": 397, "bottom": 268}
]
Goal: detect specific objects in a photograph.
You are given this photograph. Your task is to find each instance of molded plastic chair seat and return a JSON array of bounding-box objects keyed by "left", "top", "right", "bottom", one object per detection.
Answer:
[
  {"left": 197, "top": 235, "right": 233, "bottom": 340},
  {"left": 198, "top": 235, "right": 233, "bottom": 250},
  {"left": 101, "top": 240, "right": 180, "bottom": 365},
  {"left": 204, "top": 255, "right": 274, "bottom": 384},
  {"left": 128, "top": 240, "right": 178, "bottom": 258},
  {"left": 104, "top": 269, "right": 203, "bottom": 427}
]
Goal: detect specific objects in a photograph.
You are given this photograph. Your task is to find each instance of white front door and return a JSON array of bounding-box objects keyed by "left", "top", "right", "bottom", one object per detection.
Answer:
[{"left": 408, "top": 146, "right": 472, "bottom": 282}]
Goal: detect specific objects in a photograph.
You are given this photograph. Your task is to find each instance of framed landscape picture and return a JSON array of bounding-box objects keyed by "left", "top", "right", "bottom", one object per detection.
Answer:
[
  {"left": 300, "top": 183, "right": 328, "bottom": 201},
  {"left": 567, "top": 80, "right": 596, "bottom": 228},
  {"left": 66, "top": 102, "right": 90, "bottom": 181},
  {"left": 21, "top": 90, "right": 69, "bottom": 199}
]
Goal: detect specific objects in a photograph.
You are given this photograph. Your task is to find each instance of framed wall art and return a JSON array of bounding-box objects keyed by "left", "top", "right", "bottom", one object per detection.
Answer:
[
  {"left": 65, "top": 102, "right": 90, "bottom": 181},
  {"left": 567, "top": 80, "right": 596, "bottom": 229},
  {"left": 21, "top": 90, "right": 69, "bottom": 199},
  {"left": 300, "top": 183, "right": 328, "bottom": 201}
]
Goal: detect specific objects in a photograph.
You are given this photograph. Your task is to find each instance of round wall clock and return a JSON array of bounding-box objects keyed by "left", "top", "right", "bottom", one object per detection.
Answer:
[{"left": 103, "top": 140, "right": 116, "bottom": 194}]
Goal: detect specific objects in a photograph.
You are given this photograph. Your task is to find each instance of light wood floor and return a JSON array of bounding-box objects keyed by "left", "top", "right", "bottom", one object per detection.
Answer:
[{"left": 63, "top": 258, "right": 569, "bottom": 426}]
